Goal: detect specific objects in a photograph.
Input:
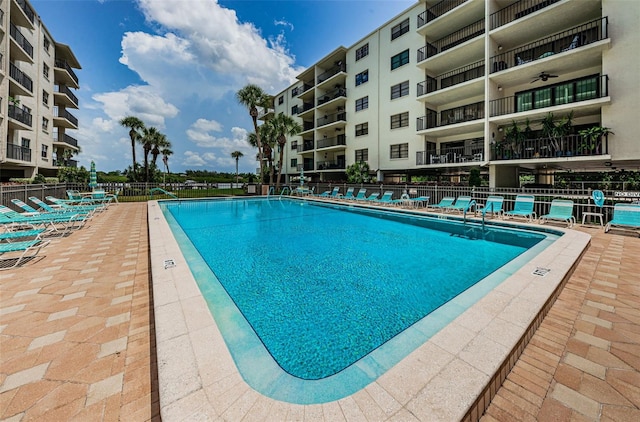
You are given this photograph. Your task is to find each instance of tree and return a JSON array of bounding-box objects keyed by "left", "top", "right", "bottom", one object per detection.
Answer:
[
  {"left": 151, "top": 133, "right": 171, "bottom": 167},
  {"left": 141, "top": 126, "right": 160, "bottom": 182},
  {"left": 469, "top": 167, "right": 482, "bottom": 187},
  {"left": 161, "top": 147, "right": 173, "bottom": 174},
  {"left": 346, "top": 161, "right": 372, "bottom": 183},
  {"left": 119, "top": 116, "right": 145, "bottom": 181},
  {"left": 231, "top": 151, "right": 244, "bottom": 185},
  {"left": 236, "top": 84, "right": 271, "bottom": 187},
  {"left": 268, "top": 113, "right": 302, "bottom": 190}
]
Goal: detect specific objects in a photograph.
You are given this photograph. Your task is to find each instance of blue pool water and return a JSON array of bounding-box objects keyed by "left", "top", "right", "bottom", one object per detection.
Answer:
[{"left": 162, "top": 198, "right": 547, "bottom": 382}]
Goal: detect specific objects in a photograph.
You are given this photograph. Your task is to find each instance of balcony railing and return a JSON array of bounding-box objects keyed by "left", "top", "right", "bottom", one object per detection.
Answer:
[
  {"left": 317, "top": 112, "right": 347, "bottom": 127},
  {"left": 317, "top": 87, "right": 347, "bottom": 106},
  {"left": 418, "top": 19, "right": 484, "bottom": 62},
  {"left": 317, "top": 63, "right": 346, "bottom": 84},
  {"left": 317, "top": 134, "right": 346, "bottom": 149},
  {"left": 6, "top": 143, "right": 32, "bottom": 162},
  {"left": 8, "top": 104, "right": 33, "bottom": 127},
  {"left": 56, "top": 85, "right": 79, "bottom": 106},
  {"left": 417, "top": 60, "right": 484, "bottom": 96},
  {"left": 303, "top": 141, "right": 315, "bottom": 151},
  {"left": 417, "top": 101, "right": 484, "bottom": 130},
  {"left": 55, "top": 59, "right": 79, "bottom": 85},
  {"left": 15, "top": 0, "right": 36, "bottom": 24},
  {"left": 317, "top": 161, "right": 346, "bottom": 170},
  {"left": 54, "top": 132, "right": 79, "bottom": 148},
  {"left": 54, "top": 107, "right": 79, "bottom": 126},
  {"left": 490, "top": 17, "right": 608, "bottom": 73},
  {"left": 9, "top": 23, "right": 34, "bottom": 58},
  {"left": 9, "top": 62, "right": 33, "bottom": 93},
  {"left": 416, "top": 145, "right": 484, "bottom": 165},
  {"left": 490, "top": 0, "right": 560, "bottom": 30},
  {"left": 489, "top": 75, "right": 609, "bottom": 117},
  {"left": 417, "top": 0, "right": 467, "bottom": 28},
  {"left": 303, "top": 121, "right": 314, "bottom": 131},
  {"left": 53, "top": 159, "right": 78, "bottom": 168},
  {"left": 492, "top": 133, "right": 609, "bottom": 160}
]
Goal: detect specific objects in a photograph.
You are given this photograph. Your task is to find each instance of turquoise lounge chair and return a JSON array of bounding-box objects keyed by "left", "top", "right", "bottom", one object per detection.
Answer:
[
  {"left": 372, "top": 191, "right": 395, "bottom": 205},
  {"left": 430, "top": 196, "right": 455, "bottom": 211},
  {"left": 0, "top": 239, "right": 50, "bottom": 270},
  {"left": 351, "top": 189, "right": 367, "bottom": 201},
  {"left": 337, "top": 187, "right": 355, "bottom": 200},
  {"left": 0, "top": 205, "right": 86, "bottom": 233},
  {"left": 504, "top": 195, "right": 537, "bottom": 222},
  {"left": 539, "top": 199, "right": 576, "bottom": 228},
  {"left": 475, "top": 196, "right": 504, "bottom": 218},
  {"left": 31, "top": 197, "right": 95, "bottom": 216},
  {"left": 361, "top": 192, "right": 380, "bottom": 202},
  {"left": 605, "top": 203, "right": 640, "bottom": 234},
  {"left": 0, "top": 228, "right": 47, "bottom": 242},
  {"left": 444, "top": 196, "right": 474, "bottom": 213},
  {"left": 317, "top": 187, "right": 340, "bottom": 198},
  {"left": 45, "top": 196, "right": 104, "bottom": 213}
]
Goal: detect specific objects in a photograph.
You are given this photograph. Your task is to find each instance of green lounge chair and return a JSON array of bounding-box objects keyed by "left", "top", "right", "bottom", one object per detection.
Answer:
[
  {"left": 351, "top": 189, "right": 367, "bottom": 201},
  {"left": 372, "top": 191, "right": 395, "bottom": 205},
  {"left": 539, "top": 199, "right": 576, "bottom": 228},
  {"left": 409, "top": 196, "right": 430, "bottom": 208},
  {"left": 316, "top": 187, "right": 340, "bottom": 198},
  {"left": 0, "top": 239, "right": 50, "bottom": 270},
  {"left": 31, "top": 197, "right": 95, "bottom": 217},
  {"left": 361, "top": 192, "right": 380, "bottom": 202},
  {"left": 337, "top": 187, "right": 355, "bottom": 200},
  {"left": 429, "top": 196, "right": 455, "bottom": 211},
  {"left": 605, "top": 203, "right": 640, "bottom": 234},
  {"left": 45, "top": 196, "right": 104, "bottom": 213},
  {"left": 504, "top": 195, "right": 537, "bottom": 222},
  {"left": 0, "top": 228, "right": 47, "bottom": 242},
  {"left": 0, "top": 205, "right": 86, "bottom": 233},
  {"left": 444, "top": 196, "right": 474, "bottom": 213},
  {"left": 475, "top": 196, "right": 504, "bottom": 218}
]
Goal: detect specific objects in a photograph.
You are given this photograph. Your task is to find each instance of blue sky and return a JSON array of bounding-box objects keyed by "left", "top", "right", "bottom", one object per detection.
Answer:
[{"left": 32, "top": 0, "right": 414, "bottom": 174}]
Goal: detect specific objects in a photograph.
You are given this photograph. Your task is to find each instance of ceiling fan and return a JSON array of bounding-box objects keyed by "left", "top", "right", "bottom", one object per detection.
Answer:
[{"left": 531, "top": 72, "right": 559, "bottom": 83}]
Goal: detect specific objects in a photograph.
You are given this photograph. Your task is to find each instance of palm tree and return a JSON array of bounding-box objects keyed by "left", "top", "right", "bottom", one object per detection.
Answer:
[
  {"left": 119, "top": 116, "right": 145, "bottom": 181},
  {"left": 259, "top": 122, "right": 277, "bottom": 186},
  {"left": 231, "top": 151, "right": 244, "bottom": 185},
  {"left": 161, "top": 147, "right": 173, "bottom": 174},
  {"left": 141, "top": 126, "right": 160, "bottom": 182},
  {"left": 269, "top": 113, "right": 302, "bottom": 190},
  {"left": 151, "top": 133, "right": 171, "bottom": 167},
  {"left": 236, "top": 84, "right": 271, "bottom": 187}
]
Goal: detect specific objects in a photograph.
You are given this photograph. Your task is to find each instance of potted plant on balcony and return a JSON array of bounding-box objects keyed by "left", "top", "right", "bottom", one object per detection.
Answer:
[
  {"left": 578, "top": 126, "right": 614, "bottom": 155},
  {"left": 504, "top": 120, "right": 527, "bottom": 159},
  {"left": 542, "top": 112, "right": 573, "bottom": 156}
]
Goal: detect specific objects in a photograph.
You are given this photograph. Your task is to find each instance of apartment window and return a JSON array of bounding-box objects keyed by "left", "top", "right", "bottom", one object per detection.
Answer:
[
  {"left": 42, "top": 117, "right": 49, "bottom": 132},
  {"left": 390, "top": 112, "right": 409, "bottom": 129},
  {"left": 355, "top": 70, "right": 369, "bottom": 86},
  {"left": 43, "top": 63, "right": 49, "bottom": 80},
  {"left": 41, "top": 144, "right": 48, "bottom": 159},
  {"left": 290, "top": 158, "right": 298, "bottom": 168},
  {"left": 534, "top": 88, "right": 552, "bottom": 109},
  {"left": 355, "top": 96, "right": 369, "bottom": 112},
  {"left": 391, "top": 81, "right": 410, "bottom": 99},
  {"left": 391, "top": 18, "right": 410, "bottom": 40},
  {"left": 291, "top": 86, "right": 301, "bottom": 97},
  {"left": 355, "top": 149, "right": 369, "bottom": 162},
  {"left": 576, "top": 77, "right": 598, "bottom": 101},
  {"left": 44, "top": 38, "right": 51, "bottom": 52},
  {"left": 22, "top": 138, "right": 31, "bottom": 148},
  {"left": 291, "top": 104, "right": 299, "bottom": 115},
  {"left": 43, "top": 90, "right": 49, "bottom": 107},
  {"left": 291, "top": 141, "right": 298, "bottom": 150},
  {"left": 355, "top": 43, "right": 369, "bottom": 61},
  {"left": 355, "top": 122, "right": 369, "bottom": 136},
  {"left": 391, "top": 50, "right": 410, "bottom": 70},
  {"left": 278, "top": 96, "right": 284, "bottom": 105},
  {"left": 554, "top": 83, "right": 574, "bottom": 105},
  {"left": 390, "top": 143, "right": 409, "bottom": 159}
]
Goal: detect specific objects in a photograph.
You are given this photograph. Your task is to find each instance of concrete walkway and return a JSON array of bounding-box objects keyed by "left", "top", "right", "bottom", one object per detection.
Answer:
[{"left": 0, "top": 202, "right": 638, "bottom": 421}]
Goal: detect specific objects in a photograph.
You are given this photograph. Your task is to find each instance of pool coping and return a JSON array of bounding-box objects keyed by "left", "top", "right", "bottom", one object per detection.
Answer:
[{"left": 147, "top": 198, "right": 591, "bottom": 421}]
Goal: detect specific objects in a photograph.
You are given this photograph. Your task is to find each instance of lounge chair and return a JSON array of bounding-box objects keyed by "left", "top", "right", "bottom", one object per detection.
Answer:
[
  {"left": 539, "top": 199, "right": 576, "bottom": 228},
  {"left": 337, "top": 187, "right": 355, "bottom": 200},
  {"left": 0, "top": 239, "right": 50, "bottom": 270},
  {"left": 361, "top": 192, "right": 380, "bottom": 202},
  {"left": 408, "top": 196, "right": 430, "bottom": 208},
  {"left": 45, "top": 196, "right": 104, "bottom": 213},
  {"left": 15, "top": 198, "right": 93, "bottom": 218},
  {"left": 429, "top": 197, "right": 455, "bottom": 211},
  {"left": 0, "top": 205, "right": 87, "bottom": 233},
  {"left": 0, "top": 227, "right": 47, "bottom": 242},
  {"left": 475, "top": 196, "right": 504, "bottom": 218},
  {"left": 605, "top": 203, "right": 640, "bottom": 234},
  {"left": 316, "top": 187, "right": 340, "bottom": 198},
  {"left": 391, "top": 192, "right": 413, "bottom": 207},
  {"left": 504, "top": 194, "right": 537, "bottom": 222},
  {"left": 372, "top": 191, "right": 395, "bottom": 205},
  {"left": 351, "top": 189, "right": 367, "bottom": 201},
  {"left": 444, "top": 196, "right": 474, "bottom": 213}
]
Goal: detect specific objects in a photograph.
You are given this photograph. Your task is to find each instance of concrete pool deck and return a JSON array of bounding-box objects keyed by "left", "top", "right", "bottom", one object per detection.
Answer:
[{"left": 0, "top": 201, "right": 639, "bottom": 421}]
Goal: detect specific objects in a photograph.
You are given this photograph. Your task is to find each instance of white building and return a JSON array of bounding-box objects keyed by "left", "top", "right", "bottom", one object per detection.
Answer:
[
  {"left": 269, "top": 0, "right": 639, "bottom": 188},
  {"left": 0, "top": 0, "right": 81, "bottom": 181}
]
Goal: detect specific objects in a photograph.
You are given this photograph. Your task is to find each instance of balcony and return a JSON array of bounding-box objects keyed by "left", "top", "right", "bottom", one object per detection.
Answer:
[
  {"left": 418, "top": 19, "right": 484, "bottom": 62},
  {"left": 53, "top": 107, "right": 79, "bottom": 129},
  {"left": 317, "top": 112, "right": 347, "bottom": 128},
  {"left": 490, "top": 75, "right": 609, "bottom": 118},
  {"left": 54, "top": 59, "right": 79, "bottom": 88},
  {"left": 8, "top": 103, "right": 33, "bottom": 128},
  {"left": 6, "top": 143, "right": 32, "bottom": 162},
  {"left": 416, "top": 144, "right": 484, "bottom": 166},
  {"left": 317, "top": 134, "right": 346, "bottom": 150},
  {"left": 54, "top": 85, "right": 79, "bottom": 108},
  {"left": 417, "top": 101, "right": 484, "bottom": 131},
  {"left": 54, "top": 132, "right": 79, "bottom": 148},
  {"left": 302, "top": 140, "right": 315, "bottom": 152},
  {"left": 9, "top": 23, "right": 34, "bottom": 61},
  {"left": 317, "top": 160, "right": 345, "bottom": 171},
  {"left": 12, "top": 0, "right": 36, "bottom": 28},
  {"left": 490, "top": 0, "right": 560, "bottom": 30},
  {"left": 417, "top": 60, "right": 484, "bottom": 96},
  {"left": 9, "top": 62, "right": 33, "bottom": 95},
  {"left": 490, "top": 17, "right": 608, "bottom": 74},
  {"left": 317, "top": 63, "right": 346, "bottom": 85},
  {"left": 53, "top": 159, "right": 78, "bottom": 168},
  {"left": 317, "top": 87, "right": 347, "bottom": 107},
  {"left": 417, "top": 0, "right": 467, "bottom": 28},
  {"left": 491, "top": 133, "right": 610, "bottom": 161}
]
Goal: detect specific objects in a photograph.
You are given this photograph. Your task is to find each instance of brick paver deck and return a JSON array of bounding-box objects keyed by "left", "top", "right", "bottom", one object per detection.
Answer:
[{"left": 0, "top": 202, "right": 638, "bottom": 421}]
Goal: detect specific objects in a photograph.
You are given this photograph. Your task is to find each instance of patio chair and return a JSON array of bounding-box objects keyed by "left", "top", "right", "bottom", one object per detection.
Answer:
[
  {"left": 361, "top": 192, "right": 380, "bottom": 202},
  {"left": 475, "top": 196, "right": 504, "bottom": 218},
  {"left": 539, "top": 199, "right": 576, "bottom": 228},
  {"left": 0, "top": 227, "right": 47, "bottom": 242},
  {"left": 337, "top": 187, "right": 355, "bottom": 200},
  {"left": 316, "top": 187, "right": 340, "bottom": 198},
  {"left": 0, "top": 205, "right": 87, "bottom": 233},
  {"left": 429, "top": 196, "right": 455, "bottom": 211},
  {"left": 605, "top": 203, "right": 640, "bottom": 234},
  {"left": 370, "top": 191, "right": 394, "bottom": 205},
  {"left": 409, "top": 196, "right": 430, "bottom": 208},
  {"left": 0, "top": 239, "right": 50, "bottom": 271},
  {"left": 351, "top": 189, "right": 367, "bottom": 201},
  {"left": 45, "top": 196, "right": 105, "bottom": 213},
  {"left": 444, "top": 196, "right": 474, "bottom": 213},
  {"left": 504, "top": 194, "right": 537, "bottom": 222},
  {"left": 11, "top": 199, "right": 42, "bottom": 215}
]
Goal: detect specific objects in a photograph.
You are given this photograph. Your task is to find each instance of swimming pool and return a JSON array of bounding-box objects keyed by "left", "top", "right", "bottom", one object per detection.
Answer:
[{"left": 159, "top": 197, "right": 560, "bottom": 403}]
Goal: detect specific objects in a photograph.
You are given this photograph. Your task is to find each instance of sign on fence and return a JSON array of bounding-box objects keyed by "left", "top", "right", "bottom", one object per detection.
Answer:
[{"left": 614, "top": 191, "right": 640, "bottom": 198}]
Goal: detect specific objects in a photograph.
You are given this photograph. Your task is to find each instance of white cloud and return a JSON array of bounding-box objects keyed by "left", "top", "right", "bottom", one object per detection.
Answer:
[
  {"left": 92, "top": 85, "right": 179, "bottom": 128},
  {"left": 274, "top": 18, "right": 294, "bottom": 31}
]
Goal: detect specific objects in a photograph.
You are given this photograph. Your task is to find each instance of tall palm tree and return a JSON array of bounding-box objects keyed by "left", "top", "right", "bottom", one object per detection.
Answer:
[
  {"left": 231, "top": 151, "right": 244, "bottom": 185},
  {"left": 141, "top": 126, "right": 160, "bottom": 182},
  {"left": 119, "top": 116, "right": 145, "bottom": 181},
  {"left": 259, "top": 122, "right": 277, "bottom": 186},
  {"left": 151, "top": 133, "right": 170, "bottom": 167},
  {"left": 269, "top": 113, "right": 302, "bottom": 190},
  {"left": 236, "top": 84, "right": 271, "bottom": 186},
  {"left": 161, "top": 147, "right": 173, "bottom": 174}
]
